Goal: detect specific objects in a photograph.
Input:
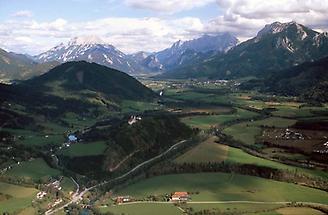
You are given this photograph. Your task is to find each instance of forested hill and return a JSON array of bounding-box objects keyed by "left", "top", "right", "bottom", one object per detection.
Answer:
[{"left": 241, "top": 57, "right": 328, "bottom": 103}]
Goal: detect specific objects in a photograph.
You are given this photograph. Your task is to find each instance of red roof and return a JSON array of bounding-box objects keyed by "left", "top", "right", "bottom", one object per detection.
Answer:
[{"left": 172, "top": 192, "right": 188, "bottom": 197}]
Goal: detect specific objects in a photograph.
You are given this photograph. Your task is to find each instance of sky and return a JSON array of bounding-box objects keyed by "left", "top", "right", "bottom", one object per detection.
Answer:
[{"left": 0, "top": 0, "right": 328, "bottom": 55}]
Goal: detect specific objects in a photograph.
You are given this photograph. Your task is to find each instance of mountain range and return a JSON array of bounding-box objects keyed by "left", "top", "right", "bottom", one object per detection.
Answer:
[
  {"left": 34, "top": 35, "right": 146, "bottom": 74},
  {"left": 1, "top": 21, "right": 328, "bottom": 87},
  {"left": 163, "top": 21, "right": 328, "bottom": 79},
  {"left": 34, "top": 33, "right": 239, "bottom": 74},
  {"left": 143, "top": 33, "right": 239, "bottom": 71}
]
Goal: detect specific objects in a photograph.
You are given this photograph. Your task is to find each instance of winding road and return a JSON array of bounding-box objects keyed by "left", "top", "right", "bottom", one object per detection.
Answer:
[
  {"left": 45, "top": 140, "right": 187, "bottom": 215},
  {"left": 45, "top": 138, "right": 328, "bottom": 215}
]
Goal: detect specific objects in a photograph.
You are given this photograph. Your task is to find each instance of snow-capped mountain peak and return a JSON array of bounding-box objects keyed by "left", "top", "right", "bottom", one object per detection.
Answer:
[
  {"left": 171, "top": 40, "right": 183, "bottom": 49},
  {"left": 67, "top": 35, "right": 105, "bottom": 46},
  {"left": 34, "top": 36, "right": 145, "bottom": 74},
  {"left": 257, "top": 21, "right": 316, "bottom": 38}
]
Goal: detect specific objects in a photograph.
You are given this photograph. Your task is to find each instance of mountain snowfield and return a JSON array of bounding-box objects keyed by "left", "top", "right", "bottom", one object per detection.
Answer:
[
  {"left": 147, "top": 33, "right": 239, "bottom": 71},
  {"left": 34, "top": 33, "right": 239, "bottom": 74},
  {"left": 34, "top": 35, "right": 145, "bottom": 74}
]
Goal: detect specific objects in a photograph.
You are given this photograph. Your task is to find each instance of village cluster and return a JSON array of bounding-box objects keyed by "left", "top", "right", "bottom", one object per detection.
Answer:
[
  {"left": 35, "top": 178, "right": 69, "bottom": 210},
  {"left": 279, "top": 128, "right": 305, "bottom": 140},
  {"left": 144, "top": 79, "right": 237, "bottom": 92},
  {"left": 313, "top": 141, "right": 328, "bottom": 154}
]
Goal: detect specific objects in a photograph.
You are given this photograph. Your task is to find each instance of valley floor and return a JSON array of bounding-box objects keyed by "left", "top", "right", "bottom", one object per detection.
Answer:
[{"left": 1, "top": 79, "right": 328, "bottom": 215}]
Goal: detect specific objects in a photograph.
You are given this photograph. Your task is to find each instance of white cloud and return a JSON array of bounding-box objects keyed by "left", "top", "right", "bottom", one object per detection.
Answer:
[
  {"left": 11, "top": 10, "right": 33, "bottom": 18},
  {"left": 1, "top": 0, "right": 328, "bottom": 55},
  {"left": 125, "top": 0, "right": 215, "bottom": 13},
  {"left": 0, "top": 17, "right": 205, "bottom": 55}
]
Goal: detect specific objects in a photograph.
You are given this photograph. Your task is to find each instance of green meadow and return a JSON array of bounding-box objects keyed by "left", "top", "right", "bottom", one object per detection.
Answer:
[
  {"left": 59, "top": 141, "right": 108, "bottom": 157},
  {"left": 116, "top": 173, "right": 328, "bottom": 203},
  {"left": 5, "top": 158, "right": 61, "bottom": 181},
  {"left": 0, "top": 182, "right": 38, "bottom": 214},
  {"left": 181, "top": 108, "right": 259, "bottom": 129}
]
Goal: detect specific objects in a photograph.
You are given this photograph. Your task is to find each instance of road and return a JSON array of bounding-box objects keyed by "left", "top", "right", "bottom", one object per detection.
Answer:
[
  {"left": 110, "top": 200, "right": 328, "bottom": 210},
  {"left": 45, "top": 140, "right": 187, "bottom": 215}
]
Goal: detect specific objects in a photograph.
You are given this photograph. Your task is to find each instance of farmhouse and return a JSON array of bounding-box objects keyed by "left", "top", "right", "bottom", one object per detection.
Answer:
[
  {"left": 36, "top": 191, "right": 47, "bottom": 199},
  {"left": 128, "top": 115, "right": 142, "bottom": 125},
  {"left": 115, "top": 196, "right": 132, "bottom": 204},
  {"left": 171, "top": 192, "right": 189, "bottom": 202},
  {"left": 68, "top": 134, "right": 78, "bottom": 142}
]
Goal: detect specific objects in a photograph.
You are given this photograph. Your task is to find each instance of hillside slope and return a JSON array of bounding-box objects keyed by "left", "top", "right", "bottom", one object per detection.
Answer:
[
  {"left": 26, "top": 61, "right": 155, "bottom": 100},
  {"left": 0, "top": 48, "right": 58, "bottom": 81},
  {"left": 0, "top": 61, "right": 156, "bottom": 118},
  {"left": 241, "top": 57, "right": 328, "bottom": 102}
]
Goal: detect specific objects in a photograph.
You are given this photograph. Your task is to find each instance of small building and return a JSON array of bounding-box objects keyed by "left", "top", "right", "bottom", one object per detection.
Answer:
[
  {"left": 128, "top": 116, "right": 142, "bottom": 125},
  {"left": 36, "top": 191, "right": 47, "bottom": 199},
  {"left": 171, "top": 192, "right": 189, "bottom": 202},
  {"left": 68, "top": 134, "right": 77, "bottom": 142},
  {"left": 115, "top": 196, "right": 131, "bottom": 204}
]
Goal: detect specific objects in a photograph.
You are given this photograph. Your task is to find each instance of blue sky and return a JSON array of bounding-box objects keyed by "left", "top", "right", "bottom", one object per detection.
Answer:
[
  {"left": 0, "top": 0, "right": 327, "bottom": 55},
  {"left": 0, "top": 0, "right": 220, "bottom": 22}
]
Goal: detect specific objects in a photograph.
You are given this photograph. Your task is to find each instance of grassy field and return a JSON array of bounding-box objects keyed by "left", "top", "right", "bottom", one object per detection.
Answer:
[
  {"left": 174, "top": 138, "right": 328, "bottom": 179},
  {"left": 99, "top": 203, "right": 181, "bottom": 215},
  {"left": 175, "top": 136, "right": 228, "bottom": 164},
  {"left": 181, "top": 108, "right": 259, "bottom": 129},
  {"left": 120, "top": 100, "right": 161, "bottom": 113},
  {"left": 5, "top": 158, "right": 61, "bottom": 181},
  {"left": 249, "top": 117, "right": 296, "bottom": 128},
  {"left": 99, "top": 202, "right": 303, "bottom": 215},
  {"left": 274, "top": 207, "right": 325, "bottom": 215},
  {"left": 223, "top": 117, "right": 296, "bottom": 145},
  {"left": 60, "top": 177, "right": 76, "bottom": 193},
  {"left": 232, "top": 92, "right": 328, "bottom": 119},
  {"left": 0, "top": 182, "right": 38, "bottom": 213},
  {"left": 224, "top": 146, "right": 312, "bottom": 174},
  {"left": 61, "top": 112, "right": 99, "bottom": 129},
  {"left": 174, "top": 138, "right": 297, "bottom": 170},
  {"left": 59, "top": 141, "right": 108, "bottom": 157},
  {"left": 223, "top": 123, "right": 262, "bottom": 145},
  {"left": 272, "top": 106, "right": 328, "bottom": 118},
  {"left": 185, "top": 203, "right": 284, "bottom": 215},
  {"left": 116, "top": 173, "right": 328, "bottom": 203},
  {"left": 3, "top": 128, "right": 65, "bottom": 146},
  {"left": 165, "top": 90, "right": 232, "bottom": 105}
]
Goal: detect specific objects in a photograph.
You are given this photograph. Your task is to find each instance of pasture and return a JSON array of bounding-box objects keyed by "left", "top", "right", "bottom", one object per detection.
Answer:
[
  {"left": 115, "top": 173, "right": 328, "bottom": 203},
  {"left": 120, "top": 100, "right": 162, "bottom": 113},
  {"left": 184, "top": 203, "right": 284, "bottom": 215},
  {"left": 175, "top": 136, "right": 228, "bottom": 164},
  {"left": 3, "top": 128, "right": 65, "bottom": 146},
  {"left": 0, "top": 182, "right": 38, "bottom": 214},
  {"left": 99, "top": 203, "right": 181, "bottom": 215},
  {"left": 181, "top": 108, "right": 258, "bottom": 129},
  {"left": 165, "top": 89, "right": 233, "bottom": 105},
  {"left": 274, "top": 207, "right": 326, "bottom": 215},
  {"left": 223, "top": 117, "right": 297, "bottom": 145},
  {"left": 223, "top": 123, "right": 262, "bottom": 145},
  {"left": 59, "top": 141, "right": 108, "bottom": 157},
  {"left": 174, "top": 138, "right": 328, "bottom": 179},
  {"left": 5, "top": 158, "right": 61, "bottom": 181}
]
